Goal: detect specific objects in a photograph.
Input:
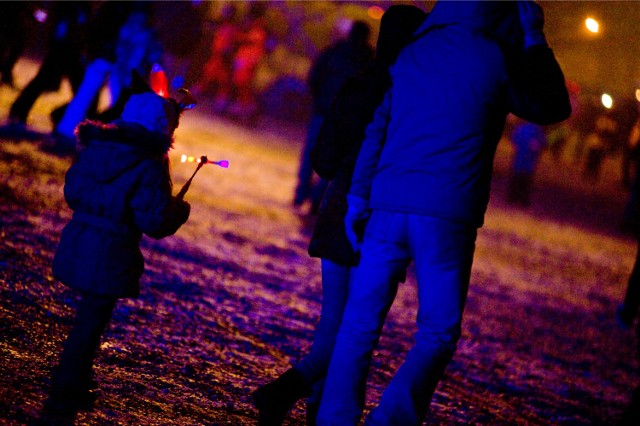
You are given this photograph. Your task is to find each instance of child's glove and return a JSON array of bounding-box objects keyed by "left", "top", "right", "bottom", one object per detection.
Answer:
[
  {"left": 173, "top": 197, "right": 191, "bottom": 224},
  {"left": 518, "top": 0, "right": 547, "bottom": 48},
  {"left": 344, "top": 194, "right": 370, "bottom": 252}
]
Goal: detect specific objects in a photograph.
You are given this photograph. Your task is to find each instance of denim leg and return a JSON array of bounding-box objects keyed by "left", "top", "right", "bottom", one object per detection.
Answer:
[
  {"left": 318, "top": 211, "right": 410, "bottom": 425},
  {"left": 295, "top": 114, "right": 325, "bottom": 204},
  {"left": 56, "top": 58, "right": 112, "bottom": 138},
  {"left": 296, "top": 259, "right": 352, "bottom": 392},
  {"left": 367, "top": 216, "right": 476, "bottom": 425}
]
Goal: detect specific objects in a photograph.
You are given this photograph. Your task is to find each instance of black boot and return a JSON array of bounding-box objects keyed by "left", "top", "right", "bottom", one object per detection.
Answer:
[
  {"left": 252, "top": 368, "right": 312, "bottom": 425},
  {"left": 43, "top": 384, "right": 97, "bottom": 416}
]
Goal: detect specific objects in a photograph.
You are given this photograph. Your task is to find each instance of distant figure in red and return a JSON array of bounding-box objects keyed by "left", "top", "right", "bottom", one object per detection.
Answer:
[
  {"left": 227, "top": 2, "right": 268, "bottom": 119},
  {"left": 194, "top": 4, "right": 239, "bottom": 110}
]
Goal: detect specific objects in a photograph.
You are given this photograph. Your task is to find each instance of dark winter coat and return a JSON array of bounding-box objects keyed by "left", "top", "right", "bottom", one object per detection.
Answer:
[
  {"left": 308, "top": 39, "right": 374, "bottom": 116},
  {"left": 52, "top": 120, "right": 189, "bottom": 298},
  {"left": 308, "top": 64, "right": 391, "bottom": 266},
  {"left": 350, "top": 1, "right": 571, "bottom": 228}
]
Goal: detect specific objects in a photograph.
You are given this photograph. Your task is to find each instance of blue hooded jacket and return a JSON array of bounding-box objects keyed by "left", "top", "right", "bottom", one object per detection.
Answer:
[
  {"left": 349, "top": 1, "right": 570, "bottom": 227},
  {"left": 52, "top": 93, "right": 189, "bottom": 298}
]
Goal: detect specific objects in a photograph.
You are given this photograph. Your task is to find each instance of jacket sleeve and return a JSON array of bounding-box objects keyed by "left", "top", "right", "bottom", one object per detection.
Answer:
[
  {"left": 311, "top": 89, "right": 348, "bottom": 180},
  {"left": 349, "top": 89, "right": 391, "bottom": 201},
  {"left": 130, "top": 159, "right": 190, "bottom": 239},
  {"left": 507, "top": 45, "right": 572, "bottom": 125}
]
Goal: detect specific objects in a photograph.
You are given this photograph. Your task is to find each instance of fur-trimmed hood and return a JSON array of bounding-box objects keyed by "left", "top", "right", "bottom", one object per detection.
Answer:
[
  {"left": 76, "top": 119, "right": 173, "bottom": 154},
  {"left": 73, "top": 119, "right": 173, "bottom": 183}
]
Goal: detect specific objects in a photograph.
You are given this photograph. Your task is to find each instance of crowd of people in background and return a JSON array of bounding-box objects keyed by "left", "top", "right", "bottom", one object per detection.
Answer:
[{"left": 0, "top": 1, "right": 269, "bottom": 150}]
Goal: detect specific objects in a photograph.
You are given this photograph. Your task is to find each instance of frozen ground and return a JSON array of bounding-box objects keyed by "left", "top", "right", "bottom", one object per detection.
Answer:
[{"left": 1, "top": 59, "right": 639, "bottom": 425}]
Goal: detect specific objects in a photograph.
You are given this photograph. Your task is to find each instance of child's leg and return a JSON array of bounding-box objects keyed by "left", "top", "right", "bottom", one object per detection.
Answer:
[{"left": 51, "top": 293, "right": 117, "bottom": 400}]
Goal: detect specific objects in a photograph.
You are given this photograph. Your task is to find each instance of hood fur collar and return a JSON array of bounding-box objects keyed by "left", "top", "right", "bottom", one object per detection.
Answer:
[{"left": 75, "top": 119, "right": 173, "bottom": 156}]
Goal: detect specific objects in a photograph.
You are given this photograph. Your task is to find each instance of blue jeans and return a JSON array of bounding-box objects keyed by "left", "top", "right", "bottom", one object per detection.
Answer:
[
  {"left": 295, "top": 259, "right": 353, "bottom": 405},
  {"left": 317, "top": 210, "right": 476, "bottom": 425},
  {"left": 56, "top": 58, "right": 112, "bottom": 138}
]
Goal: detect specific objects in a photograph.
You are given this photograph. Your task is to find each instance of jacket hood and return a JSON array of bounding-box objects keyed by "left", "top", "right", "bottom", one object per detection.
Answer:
[{"left": 75, "top": 119, "right": 172, "bottom": 182}]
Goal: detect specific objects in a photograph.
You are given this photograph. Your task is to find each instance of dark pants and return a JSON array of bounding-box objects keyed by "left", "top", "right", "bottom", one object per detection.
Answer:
[
  {"left": 9, "top": 46, "right": 84, "bottom": 123},
  {"left": 51, "top": 293, "right": 117, "bottom": 396}
]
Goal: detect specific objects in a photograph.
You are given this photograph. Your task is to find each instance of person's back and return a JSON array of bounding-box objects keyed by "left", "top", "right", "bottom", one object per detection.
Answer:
[
  {"left": 352, "top": 1, "right": 569, "bottom": 227},
  {"left": 372, "top": 5, "right": 506, "bottom": 226},
  {"left": 309, "top": 21, "right": 374, "bottom": 116}
]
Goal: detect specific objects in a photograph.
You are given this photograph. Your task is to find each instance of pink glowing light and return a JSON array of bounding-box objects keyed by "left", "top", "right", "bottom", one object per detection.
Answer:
[{"left": 181, "top": 154, "right": 229, "bottom": 168}]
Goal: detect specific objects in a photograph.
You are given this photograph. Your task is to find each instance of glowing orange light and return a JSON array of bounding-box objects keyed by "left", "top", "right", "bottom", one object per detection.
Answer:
[
  {"left": 585, "top": 17, "right": 599, "bottom": 33},
  {"left": 367, "top": 6, "right": 385, "bottom": 20}
]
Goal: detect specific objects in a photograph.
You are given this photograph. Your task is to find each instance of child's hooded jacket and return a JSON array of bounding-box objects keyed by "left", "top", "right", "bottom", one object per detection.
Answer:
[{"left": 53, "top": 93, "right": 189, "bottom": 298}]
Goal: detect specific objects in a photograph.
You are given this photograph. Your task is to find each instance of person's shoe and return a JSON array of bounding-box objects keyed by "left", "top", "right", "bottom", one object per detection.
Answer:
[
  {"left": 43, "top": 387, "right": 97, "bottom": 416},
  {"left": 252, "top": 368, "right": 312, "bottom": 425}
]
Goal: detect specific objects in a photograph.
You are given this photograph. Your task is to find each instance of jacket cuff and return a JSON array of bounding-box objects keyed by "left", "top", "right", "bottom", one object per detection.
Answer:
[{"left": 347, "top": 193, "right": 369, "bottom": 211}]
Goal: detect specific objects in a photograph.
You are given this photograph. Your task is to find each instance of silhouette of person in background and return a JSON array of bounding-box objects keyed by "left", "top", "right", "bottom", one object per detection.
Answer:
[
  {"left": 316, "top": 1, "right": 571, "bottom": 424},
  {"left": 226, "top": 2, "right": 268, "bottom": 120},
  {"left": 583, "top": 107, "right": 617, "bottom": 183},
  {"left": 41, "top": 78, "right": 191, "bottom": 419},
  {"left": 4, "top": 2, "right": 91, "bottom": 136},
  {"left": 193, "top": 3, "right": 239, "bottom": 110},
  {"left": 293, "top": 19, "right": 374, "bottom": 213},
  {"left": 507, "top": 118, "right": 547, "bottom": 207},
  {"left": 0, "top": 2, "right": 32, "bottom": 87},
  {"left": 47, "top": 1, "right": 138, "bottom": 154},
  {"left": 251, "top": 8, "right": 427, "bottom": 425}
]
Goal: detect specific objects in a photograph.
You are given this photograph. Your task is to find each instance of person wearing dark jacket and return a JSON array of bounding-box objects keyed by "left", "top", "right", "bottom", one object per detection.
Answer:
[
  {"left": 43, "top": 88, "right": 191, "bottom": 416},
  {"left": 4, "top": 2, "right": 91, "bottom": 136},
  {"left": 317, "top": 1, "right": 571, "bottom": 424},
  {"left": 293, "top": 20, "right": 374, "bottom": 212},
  {"left": 251, "top": 6, "right": 427, "bottom": 425}
]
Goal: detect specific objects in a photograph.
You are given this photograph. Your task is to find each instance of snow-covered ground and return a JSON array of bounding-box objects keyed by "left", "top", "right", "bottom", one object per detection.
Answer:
[{"left": 1, "top": 58, "right": 639, "bottom": 425}]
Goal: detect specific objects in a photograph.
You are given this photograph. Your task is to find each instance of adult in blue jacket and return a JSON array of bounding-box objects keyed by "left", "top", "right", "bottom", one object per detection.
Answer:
[{"left": 317, "top": 1, "right": 571, "bottom": 425}]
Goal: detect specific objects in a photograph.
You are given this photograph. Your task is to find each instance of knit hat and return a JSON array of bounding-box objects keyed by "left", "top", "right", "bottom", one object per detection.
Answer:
[{"left": 121, "top": 92, "right": 179, "bottom": 135}]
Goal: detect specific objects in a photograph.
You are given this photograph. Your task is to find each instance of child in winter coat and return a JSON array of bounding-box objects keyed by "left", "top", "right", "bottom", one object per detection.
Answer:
[{"left": 44, "top": 87, "right": 191, "bottom": 416}]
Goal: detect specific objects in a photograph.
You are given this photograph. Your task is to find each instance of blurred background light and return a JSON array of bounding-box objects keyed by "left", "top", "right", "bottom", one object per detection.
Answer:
[
  {"left": 367, "top": 6, "right": 384, "bottom": 20},
  {"left": 601, "top": 93, "right": 613, "bottom": 108},
  {"left": 33, "top": 8, "right": 47, "bottom": 23},
  {"left": 585, "top": 17, "right": 599, "bottom": 33}
]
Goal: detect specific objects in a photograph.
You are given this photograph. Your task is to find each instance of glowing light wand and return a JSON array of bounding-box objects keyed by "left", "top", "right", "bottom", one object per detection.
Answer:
[{"left": 176, "top": 155, "right": 229, "bottom": 199}]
